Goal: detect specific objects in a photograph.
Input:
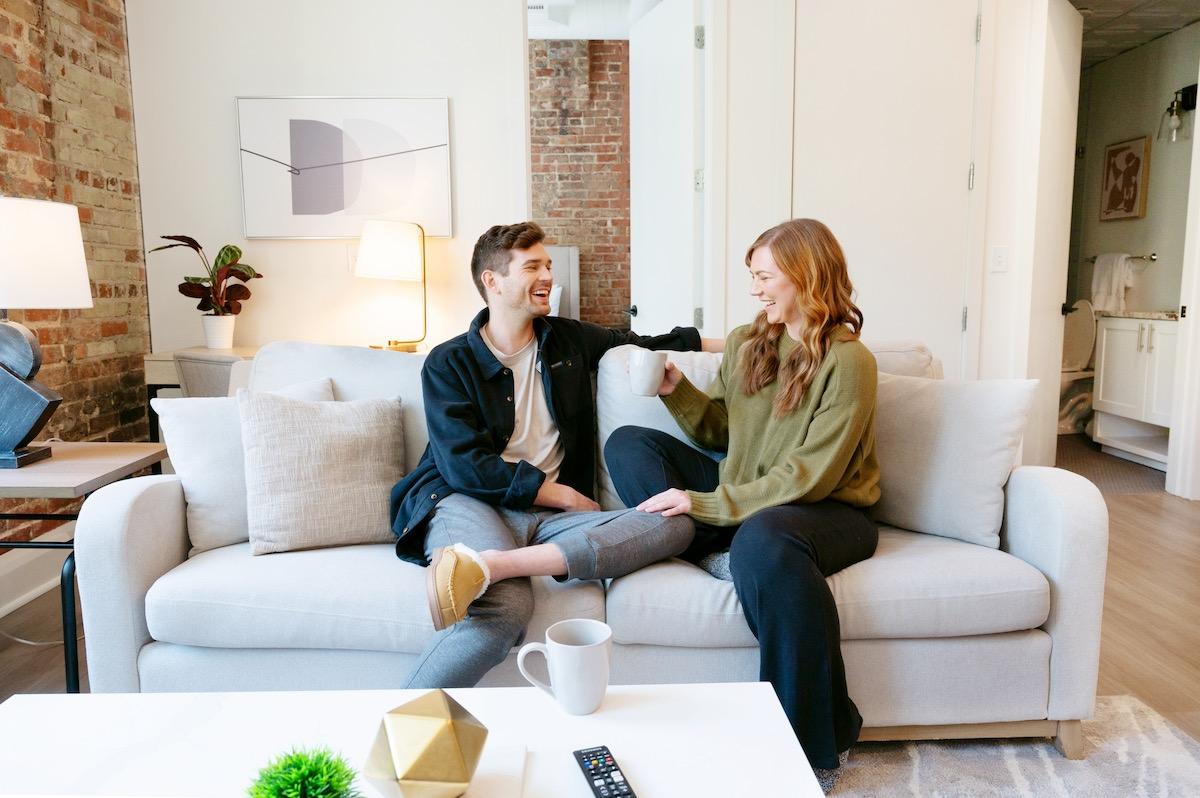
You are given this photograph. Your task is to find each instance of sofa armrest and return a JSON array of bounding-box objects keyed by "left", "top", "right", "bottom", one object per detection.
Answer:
[
  {"left": 75, "top": 475, "right": 188, "bottom": 692},
  {"left": 1002, "top": 466, "right": 1108, "bottom": 720}
]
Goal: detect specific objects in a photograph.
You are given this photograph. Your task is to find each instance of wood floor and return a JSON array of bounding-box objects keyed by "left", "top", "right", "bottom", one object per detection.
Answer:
[{"left": 2, "top": 462, "right": 1198, "bottom": 743}]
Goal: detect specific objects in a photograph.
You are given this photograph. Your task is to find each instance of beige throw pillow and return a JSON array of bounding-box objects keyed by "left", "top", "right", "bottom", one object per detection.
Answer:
[
  {"left": 238, "top": 391, "right": 404, "bottom": 554},
  {"left": 871, "top": 373, "right": 1037, "bottom": 548},
  {"left": 151, "top": 377, "right": 335, "bottom": 556}
]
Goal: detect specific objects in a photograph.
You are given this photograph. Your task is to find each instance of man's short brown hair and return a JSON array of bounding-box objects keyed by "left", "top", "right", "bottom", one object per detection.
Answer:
[{"left": 470, "top": 221, "right": 546, "bottom": 301}]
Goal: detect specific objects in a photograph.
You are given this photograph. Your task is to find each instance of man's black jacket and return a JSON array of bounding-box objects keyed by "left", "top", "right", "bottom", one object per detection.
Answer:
[{"left": 390, "top": 308, "right": 701, "bottom": 564}]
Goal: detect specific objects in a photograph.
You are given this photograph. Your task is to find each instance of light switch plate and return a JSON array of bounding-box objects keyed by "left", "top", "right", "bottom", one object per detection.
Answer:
[{"left": 988, "top": 245, "right": 1009, "bottom": 273}]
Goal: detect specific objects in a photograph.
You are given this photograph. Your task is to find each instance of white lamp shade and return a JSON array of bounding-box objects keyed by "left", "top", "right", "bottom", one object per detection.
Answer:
[
  {"left": 354, "top": 220, "right": 425, "bottom": 282},
  {"left": 0, "top": 197, "right": 93, "bottom": 309}
]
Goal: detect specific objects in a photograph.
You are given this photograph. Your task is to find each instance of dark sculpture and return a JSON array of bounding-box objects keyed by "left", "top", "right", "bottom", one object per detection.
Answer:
[{"left": 0, "top": 317, "right": 60, "bottom": 467}]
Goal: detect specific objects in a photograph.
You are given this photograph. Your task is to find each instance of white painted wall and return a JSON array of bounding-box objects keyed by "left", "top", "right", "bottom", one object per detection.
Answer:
[
  {"left": 718, "top": 0, "right": 795, "bottom": 331},
  {"left": 127, "top": 0, "right": 530, "bottom": 353},
  {"left": 712, "top": 1, "right": 1082, "bottom": 469},
  {"left": 1166, "top": 59, "right": 1200, "bottom": 500},
  {"left": 1071, "top": 22, "right": 1200, "bottom": 312},
  {"left": 1027, "top": 0, "right": 1084, "bottom": 466},
  {"left": 976, "top": 0, "right": 1082, "bottom": 467},
  {"left": 790, "top": 0, "right": 980, "bottom": 378}
]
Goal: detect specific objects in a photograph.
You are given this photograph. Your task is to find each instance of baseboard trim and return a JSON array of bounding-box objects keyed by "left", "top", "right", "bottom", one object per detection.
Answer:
[{"left": 0, "top": 523, "right": 74, "bottom": 620}]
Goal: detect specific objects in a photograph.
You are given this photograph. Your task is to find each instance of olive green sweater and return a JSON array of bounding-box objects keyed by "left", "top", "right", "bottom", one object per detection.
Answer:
[{"left": 662, "top": 325, "right": 881, "bottom": 526}]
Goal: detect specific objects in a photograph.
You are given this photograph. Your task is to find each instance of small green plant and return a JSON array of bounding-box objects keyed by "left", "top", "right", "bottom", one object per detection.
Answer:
[{"left": 247, "top": 747, "right": 363, "bottom": 798}]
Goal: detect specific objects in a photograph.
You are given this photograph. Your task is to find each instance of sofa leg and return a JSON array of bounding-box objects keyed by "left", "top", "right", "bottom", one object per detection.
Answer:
[{"left": 1054, "top": 720, "right": 1083, "bottom": 759}]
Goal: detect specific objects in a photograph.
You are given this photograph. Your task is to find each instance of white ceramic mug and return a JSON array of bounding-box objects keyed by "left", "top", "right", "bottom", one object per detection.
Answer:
[
  {"left": 517, "top": 618, "right": 612, "bottom": 715},
  {"left": 629, "top": 349, "right": 668, "bottom": 396}
]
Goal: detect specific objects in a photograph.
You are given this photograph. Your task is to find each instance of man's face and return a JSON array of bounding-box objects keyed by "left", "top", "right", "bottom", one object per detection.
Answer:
[{"left": 484, "top": 242, "right": 554, "bottom": 318}]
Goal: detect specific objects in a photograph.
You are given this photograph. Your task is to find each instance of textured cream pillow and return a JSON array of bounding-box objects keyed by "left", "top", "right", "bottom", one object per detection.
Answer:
[
  {"left": 151, "top": 377, "right": 335, "bottom": 556},
  {"left": 871, "top": 373, "right": 1037, "bottom": 548},
  {"left": 238, "top": 391, "right": 405, "bottom": 555}
]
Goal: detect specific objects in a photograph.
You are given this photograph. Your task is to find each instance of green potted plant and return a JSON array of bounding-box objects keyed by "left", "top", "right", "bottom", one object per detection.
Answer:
[
  {"left": 247, "top": 747, "right": 363, "bottom": 798},
  {"left": 150, "top": 235, "right": 263, "bottom": 349}
]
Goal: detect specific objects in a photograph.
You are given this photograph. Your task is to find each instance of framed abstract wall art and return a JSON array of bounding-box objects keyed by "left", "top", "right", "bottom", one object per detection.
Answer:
[
  {"left": 1099, "top": 136, "right": 1150, "bottom": 222},
  {"left": 236, "top": 97, "right": 452, "bottom": 238}
]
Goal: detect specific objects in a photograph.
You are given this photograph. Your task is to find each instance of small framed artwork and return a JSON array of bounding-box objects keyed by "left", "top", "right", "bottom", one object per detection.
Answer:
[
  {"left": 1099, "top": 136, "right": 1150, "bottom": 221},
  {"left": 236, "top": 97, "right": 452, "bottom": 238}
]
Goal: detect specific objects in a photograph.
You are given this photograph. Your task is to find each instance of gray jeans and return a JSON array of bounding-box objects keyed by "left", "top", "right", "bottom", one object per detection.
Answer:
[{"left": 402, "top": 492, "right": 694, "bottom": 688}]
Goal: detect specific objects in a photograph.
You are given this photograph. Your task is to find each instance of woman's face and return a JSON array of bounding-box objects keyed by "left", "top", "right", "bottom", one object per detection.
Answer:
[{"left": 749, "top": 245, "right": 800, "bottom": 327}]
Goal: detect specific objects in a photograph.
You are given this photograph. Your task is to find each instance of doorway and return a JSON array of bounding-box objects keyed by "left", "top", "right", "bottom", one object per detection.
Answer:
[{"left": 1059, "top": 8, "right": 1200, "bottom": 489}]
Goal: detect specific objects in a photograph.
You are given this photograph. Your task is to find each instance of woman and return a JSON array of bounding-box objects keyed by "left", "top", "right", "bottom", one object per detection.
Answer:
[{"left": 605, "top": 218, "right": 880, "bottom": 790}]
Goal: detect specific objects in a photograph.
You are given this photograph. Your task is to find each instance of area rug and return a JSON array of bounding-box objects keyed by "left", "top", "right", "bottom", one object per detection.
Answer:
[{"left": 836, "top": 696, "right": 1200, "bottom": 796}]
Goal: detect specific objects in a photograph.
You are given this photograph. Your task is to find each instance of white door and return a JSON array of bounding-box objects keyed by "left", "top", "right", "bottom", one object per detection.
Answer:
[
  {"left": 791, "top": 0, "right": 980, "bottom": 376},
  {"left": 1144, "top": 320, "right": 1178, "bottom": 426},
  {"left": 629, "top": 0, "right": 701, "bottom": 334},
  {"left": 1094, "top": 318, "right": 1147, "bottom": 419}
]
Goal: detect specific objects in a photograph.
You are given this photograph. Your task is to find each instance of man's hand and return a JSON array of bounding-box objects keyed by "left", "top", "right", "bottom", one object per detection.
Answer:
[
  {"left": 657, "top": 362, "right": 685, "bottom": 396},
  {"left": 636, "top": 488, "right": 692, "bottom": 517},
  {"left": 536, "top": 481, "right": 601, "bottom": 512},
  {"left": 700, "top": 337, "right": 726, "bottom": 353}
]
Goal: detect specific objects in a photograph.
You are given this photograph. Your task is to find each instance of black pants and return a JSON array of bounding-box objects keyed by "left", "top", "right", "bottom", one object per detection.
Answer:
[{"left": 604, "top": 425, "right": 879, "bottom": 769}]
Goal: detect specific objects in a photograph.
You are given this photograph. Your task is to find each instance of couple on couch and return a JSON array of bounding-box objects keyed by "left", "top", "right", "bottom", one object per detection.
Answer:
[{"left": 389, "top": 217, "right": 880, "bottom": 789}]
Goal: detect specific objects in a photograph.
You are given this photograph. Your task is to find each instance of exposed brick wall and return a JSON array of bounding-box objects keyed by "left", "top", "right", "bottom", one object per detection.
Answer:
[
  {"left": 1, "top": 0, "right": 148, "bottom": 543},
  {"left": 529, "top": 40, "right": 630, "bottom": 329}
]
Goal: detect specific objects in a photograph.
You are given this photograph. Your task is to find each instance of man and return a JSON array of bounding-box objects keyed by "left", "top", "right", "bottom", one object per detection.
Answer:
[{"left": 390, "top": 221, "right": 722, "bottom": 688}]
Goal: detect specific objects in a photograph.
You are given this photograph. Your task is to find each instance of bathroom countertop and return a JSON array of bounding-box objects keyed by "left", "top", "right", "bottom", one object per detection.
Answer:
[{"left": 1098, "top": 310, "right": 1179, "bottom": 321}]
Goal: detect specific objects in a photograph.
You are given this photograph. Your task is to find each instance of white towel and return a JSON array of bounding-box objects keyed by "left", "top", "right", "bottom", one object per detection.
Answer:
[{"left": 1091, "top": 253, "right": 1135, "bottom": 313}]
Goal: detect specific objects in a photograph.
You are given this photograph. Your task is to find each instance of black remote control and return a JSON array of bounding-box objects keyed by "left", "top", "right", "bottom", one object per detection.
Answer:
[{"left": 573, "top": 745, "right": 637, "bottom": 798}]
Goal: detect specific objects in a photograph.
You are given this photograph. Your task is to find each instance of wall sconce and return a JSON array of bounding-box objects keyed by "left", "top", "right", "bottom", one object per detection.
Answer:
[
  {"left": 0, "top": 197, "right": 94, "bottom": 467},
  {"left": 1158, "top": 83, "right": 1197, "bottom": 144},
  {"left": 353, "top": 220, "right": 426, "bottom": 352}
]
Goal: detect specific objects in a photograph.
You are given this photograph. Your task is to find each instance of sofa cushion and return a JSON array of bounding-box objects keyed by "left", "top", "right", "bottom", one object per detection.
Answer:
[
  {"left": 239, "top": 392, "right": 405, "bottom": 554},
  {"left": 145, "top": 543, "right": 606, "bottom": 653},
  {"left": 150, "top": 377, "right": 335, "bottom": 556},
  {"left": 604, "top": 528, "right": 1049, "bottom": 647},
  {"left": 872, "top": 373, "right": 1036, "bottom": 548}
]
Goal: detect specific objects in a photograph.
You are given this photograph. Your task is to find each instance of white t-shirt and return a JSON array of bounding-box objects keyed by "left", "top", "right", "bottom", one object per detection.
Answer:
[{"left": 481, "top": 327, "right": 564, "bottom": 484}]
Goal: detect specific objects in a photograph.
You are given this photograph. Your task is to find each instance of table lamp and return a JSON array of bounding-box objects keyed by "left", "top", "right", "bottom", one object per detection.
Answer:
[
  {"left": 354, "top": 220, "right": 426, "bottom": 352},
  {"left": 0, "top": 197, "right": 94, "bottom": 467}
]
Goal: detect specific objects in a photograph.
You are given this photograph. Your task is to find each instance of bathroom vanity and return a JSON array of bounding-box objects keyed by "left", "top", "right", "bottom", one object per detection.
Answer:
[{"left": 1092, "top": 311, "right": 1179, "bottom": 470}]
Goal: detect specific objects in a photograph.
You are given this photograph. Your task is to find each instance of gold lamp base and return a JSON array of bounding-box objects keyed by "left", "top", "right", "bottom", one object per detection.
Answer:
[{"left": 370, "top": 339, "right": 420, "bottom": 353}]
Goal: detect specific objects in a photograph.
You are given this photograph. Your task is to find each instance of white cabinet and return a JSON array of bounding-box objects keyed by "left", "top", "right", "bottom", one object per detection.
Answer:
[
  {"left": 1094, "top": 318, "right": 1146, "bottom": 418},
  {"left": 1092, "top": 317, "right": 1177, "bottom": 470},
  {"left": 1094, "top": 318, "right": 1177, "bottom": 423},
  {"left": 1144, "top": 321, "right": 1178, "bottom": 427}
]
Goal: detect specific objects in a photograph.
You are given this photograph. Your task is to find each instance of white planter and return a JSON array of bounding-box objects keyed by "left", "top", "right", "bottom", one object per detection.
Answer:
[{"left": 201, "top": 315, "right": 235, "bottom": 349}]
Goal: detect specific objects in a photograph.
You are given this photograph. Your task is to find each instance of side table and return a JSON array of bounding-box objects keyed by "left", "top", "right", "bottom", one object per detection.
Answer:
[{"left": 0, "top": 442, "right": 168, "bottom": 692}]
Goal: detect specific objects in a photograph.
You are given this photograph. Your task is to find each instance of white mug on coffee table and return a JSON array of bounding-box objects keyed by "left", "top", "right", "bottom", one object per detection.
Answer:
[
  {"left": 629, "top": 349, "right": 668, "bottom": 396},
  {"left": 517, "top": 618, "right": 612, "bottom": 715}
]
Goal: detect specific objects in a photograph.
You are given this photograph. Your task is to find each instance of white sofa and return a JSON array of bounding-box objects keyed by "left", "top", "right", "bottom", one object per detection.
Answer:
[{"left": 76, "top": 340, "right": 1107, "bottom": 756}]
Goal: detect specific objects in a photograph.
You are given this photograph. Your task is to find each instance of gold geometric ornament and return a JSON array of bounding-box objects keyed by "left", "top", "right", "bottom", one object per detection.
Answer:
[{"left": 363, "top": 690, "right": 489, "bottom": 798}]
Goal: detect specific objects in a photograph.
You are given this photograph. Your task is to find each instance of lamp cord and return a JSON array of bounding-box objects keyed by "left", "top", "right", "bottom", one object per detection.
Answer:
[{"left": 0, "top": 627, "right": 85, "bottom": 648}]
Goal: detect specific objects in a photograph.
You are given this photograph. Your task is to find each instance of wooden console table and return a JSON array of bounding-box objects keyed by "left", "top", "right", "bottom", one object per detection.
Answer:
[{"left": 0, "top": 442, "right": 167, "bottom": 692}]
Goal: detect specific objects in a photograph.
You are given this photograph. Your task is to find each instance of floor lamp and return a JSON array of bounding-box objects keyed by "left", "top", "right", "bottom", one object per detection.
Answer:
[{"left": 0, "top": 197, "right": 94, "bottom": 467}]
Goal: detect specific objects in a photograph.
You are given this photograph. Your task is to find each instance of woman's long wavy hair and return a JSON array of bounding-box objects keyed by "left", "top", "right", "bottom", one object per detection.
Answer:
[{"left": 740, "top": 219, "right": 863, "bottom": 415}]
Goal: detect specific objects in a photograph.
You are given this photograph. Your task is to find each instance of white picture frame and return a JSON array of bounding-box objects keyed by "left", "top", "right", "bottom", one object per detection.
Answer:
[{"left": 236, "top": 96, "right": 452, "bottom": 238}]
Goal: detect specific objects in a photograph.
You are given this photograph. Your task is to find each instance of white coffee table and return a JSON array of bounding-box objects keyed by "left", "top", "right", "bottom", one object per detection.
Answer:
[{"left": 0, "top": 682, "right": 822, "bottom": 796}]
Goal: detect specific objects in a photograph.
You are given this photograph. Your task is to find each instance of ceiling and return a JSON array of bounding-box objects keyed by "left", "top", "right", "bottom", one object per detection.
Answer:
[
  {"left": 528, "top": 1, "right": 1200, "bottom": 67},
  {"left": 1071, "top": 0, "right": 1200, "bottom": 68}
]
